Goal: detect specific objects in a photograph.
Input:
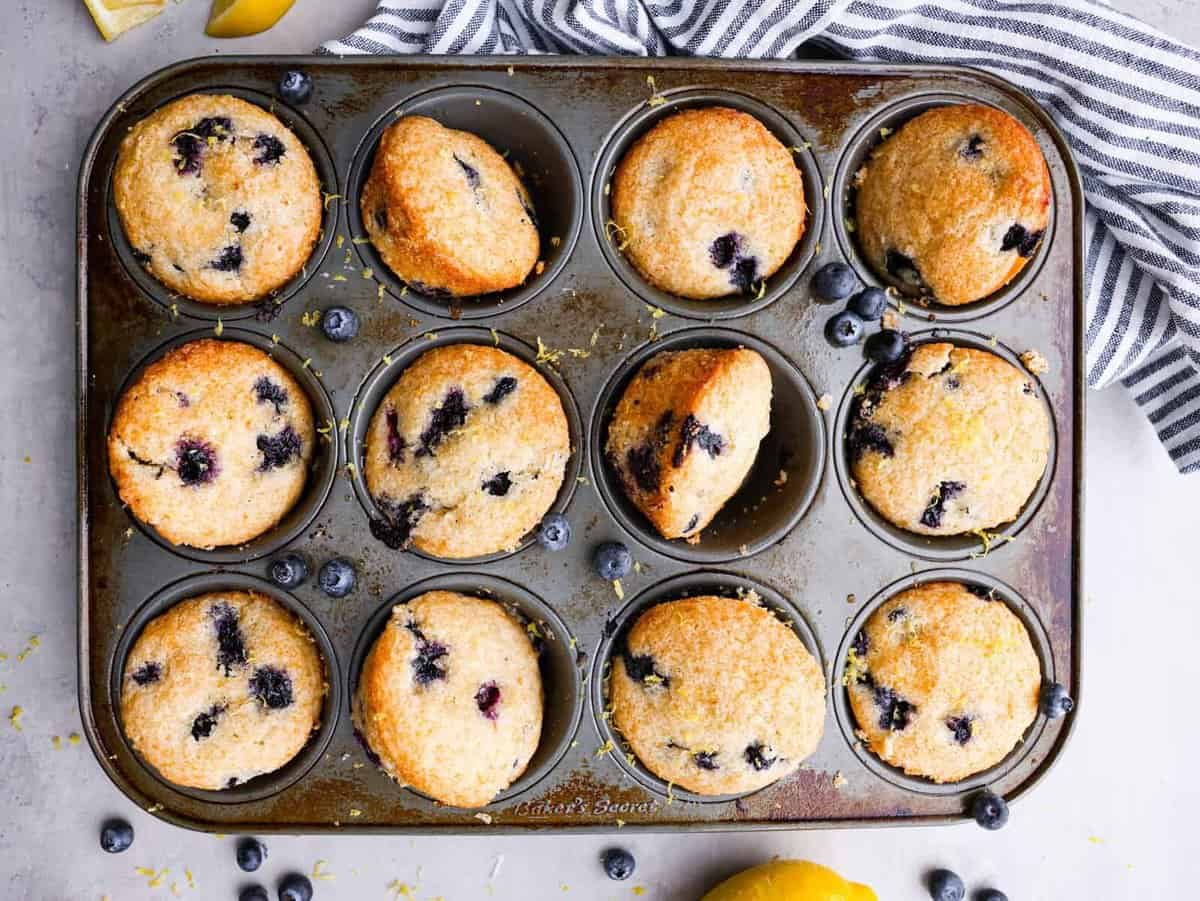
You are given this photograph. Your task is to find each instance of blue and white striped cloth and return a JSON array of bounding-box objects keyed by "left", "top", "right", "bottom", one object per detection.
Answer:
[{"left": 321, "top": 0, "right": 1200, "bottom": 473}]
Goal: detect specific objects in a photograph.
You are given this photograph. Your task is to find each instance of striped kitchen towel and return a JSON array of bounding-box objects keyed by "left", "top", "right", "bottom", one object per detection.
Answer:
[{"left": 321, "top": 0, "right": 1200, "bottom": 473}]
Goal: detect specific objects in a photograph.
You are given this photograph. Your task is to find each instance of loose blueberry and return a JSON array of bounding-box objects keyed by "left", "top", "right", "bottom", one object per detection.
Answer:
[
  {"left": 1040, "top": 682, "right": 1074, "bottom": 718},
  {"left": 321, "top": 306, "right": 359, "bottom": 343},
  {"left": 826, "top": 310, "right": 865, "bottom": 347},
  {"left": 848, "top": 287, "right": 888, "bottom": 320},
  {"left": 865, "top": 329, "right": 907, "bottom": 364},
  {"left": 318, "top": 558, "right": 356, "bottom": 598},
  {"left": 601, "top": 847, "right": 636, "bottom": 881},
  {"left": 240, "top": 888, "right": 269, "bottom": 901},
  {"left": 268, "top": 553, "right": 308, "bottom": 589},
  {"left": 813, "top": 261, "right": 857, "bottom": 301},
  {"left": 537, "top": 513, "right": 571, "bottom": 551},
  {"left": 593, "top": 542, "right": 632, "bottom": 581},
  {"left": 236, "top": 837, "right": 267, "bottom": 872},
  {"left": 976, "top": 890, "right": 1008, "bottom": 901},
  {"left": 99, "top": 819, "right": 134, "bottom": 853},
  {"left": 278, "top": 70, "right": 314, "bottom": 105},
  {"left": 971, "top": 790, "right": 1010, "bottom": 830},
  {"left": 278, "top": 873, "right": 314, "bottom": 901},
  {"left": 928, "top": 868, "right": 966, "bottom": 901}
]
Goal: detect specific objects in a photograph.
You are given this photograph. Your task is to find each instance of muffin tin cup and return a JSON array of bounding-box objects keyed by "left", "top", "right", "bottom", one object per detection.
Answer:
[
  {"left": 830, "top": 91, "right": 1056, "bottom": 323},
  {"left": 345, "top": 85, "right": 584, "bottom": 320},
  {"left": 347, "top": 573, "right": 584, "bottom": 808},
  {"left": 345, "top": 326, "right": 584, "bottom": 565},
  {"left": 590, "top": 88, "right": 825, "bottom": 320},
  {"left": 104, "top": 85, "right": 340, "bottom": 323},
  {"left": 831, "top": 328, "right": 1058, "bottom": 562},
  {"left": 108, "top": 572, "right": 342, "bottom": 806},
  {"left": 588, "top": 570, "right": 824, "bottom": 805},
  {"left": 591, "top": 326, "right": 826, "bottom": 564},
  {"left": 106, "top": 327, "right": 339, "bottom": 565},
  {"left": 830, "top": 568, "right": 1054, "bottom": 796}
]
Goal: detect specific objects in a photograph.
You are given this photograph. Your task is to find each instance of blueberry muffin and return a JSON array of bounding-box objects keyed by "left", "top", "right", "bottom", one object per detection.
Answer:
[
  {"left": 848, "top": 343, "right": 1049, "bottom": 536},
  {"left": 610, "top": 107, "right": 806, "bottom": 299},
  {"left": 108, "top": 339, "right": 315, "bottom": 549},
  {"left": 353, "top": 591, "right": 543, "bottom": 808},
  {"left": 606, "top": 348, "right": 771, "bottom": 540},
  {"left": 113, "top": 93, "right": 322, "bottom": 304},
  {"left": 854, "top": 104, "right": 1051, "bottom": 305},
  {"left": 610, "top": 594, "right": 825, "bottom": 795},
  {"left": 364, "top": 344, "right": 569, "bottom": 558},
  {"left": 120, "top": 590, "right": 325, "bottom": 790},
  {"left": 360, "top": 116, "right": 539, "bottom": 297},
  {"left": 845, "top": 581, "right": 1040, "bottom": 782}
]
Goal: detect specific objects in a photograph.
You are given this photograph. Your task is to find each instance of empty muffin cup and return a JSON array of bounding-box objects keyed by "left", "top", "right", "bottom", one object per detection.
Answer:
[
  {"left": 832, "top": 328, "right": 1056, "bottom": 562},
  {"left": 109, "top": 572, "right": 340, "bottom": 805},
  {"left": 590, "top": 570, "right": 824, "bottom": 804},
  {"left": 348, "top": 572, "right": 583, "bottom": 807},
  {"left": 592, "top": 326, "right": 824, "bottom": 563},
  {"left": 106, "top": 327, "right": 338, "bottom": 565},
  {"left": 831, "top": 568, "right": 1054, "bottom": 795},
  {"left": 831, "top": 93, "right": 1055, "bottom": 322},
  {"left": 346, "top": 85, "right": 583, "bottom": 319},
  {"left": 592, "top": 88, "right": 823, "bottom": 319},
  {"left": 106, "top": 86, "right": 338, "bottom": 322}
]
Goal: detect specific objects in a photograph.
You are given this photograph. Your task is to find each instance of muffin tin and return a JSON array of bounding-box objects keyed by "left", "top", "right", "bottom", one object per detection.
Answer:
[{"left": 77, "top": 56, "right": 1082, "bottom": 832}]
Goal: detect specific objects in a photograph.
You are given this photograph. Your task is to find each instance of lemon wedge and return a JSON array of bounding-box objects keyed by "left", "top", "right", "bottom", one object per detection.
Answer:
[
  {"left": 83, "top": 0, "right": 166, "bottom": 41},
  {"left": 206, "top": 0, "right": 297, "bottom": 37}
]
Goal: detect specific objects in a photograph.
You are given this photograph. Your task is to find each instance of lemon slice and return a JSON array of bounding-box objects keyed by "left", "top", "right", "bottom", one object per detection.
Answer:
[
  {"left": 206, "top": 0, "right": 297, "bottom": 38},
  {"left": 83, "top": 0, "right": 166, "bottom": 41}
]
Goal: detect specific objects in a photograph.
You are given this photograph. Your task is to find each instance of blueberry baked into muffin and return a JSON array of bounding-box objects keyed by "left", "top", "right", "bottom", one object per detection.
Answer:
[
  {"left": 107, "top": 339, "right": 315, "bottom": 549},
  {"left": 120, "top": 590, "right": 325, "bottom": 790},
  {"left": 845, "top": 581, "right": 1040, "bottom": 782},
  {"left": 848, "top": 342, "right": 1049, "bottom": 536},
  {"left": 361, "top": 116, "right": 540, "bottom": 297},
  {"left": 113, "top": 93, "right": 322, "bottom": 305},
  {"left": 610, "top": 107, "right": 806, "bottom": 299},
  {"left": 609, "top": 594, "right": 825, "bottom": 795},
  {"left": 364, "top": 344, "right": 569, "bottom": 558},
  {"left": 353, "top": 591, "right": 543, "bottom": 808},
  {"left": 606, "top": 347, "right": 771, "bottom": 540},
  {"left": 854, "top": 104, "right": 1051, "bottom": 306}
]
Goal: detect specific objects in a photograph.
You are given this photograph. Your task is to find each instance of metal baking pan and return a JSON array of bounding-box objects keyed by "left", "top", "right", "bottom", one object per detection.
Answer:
[{"left": 77, "top": 55, "right": 1083, "bottom": 832}]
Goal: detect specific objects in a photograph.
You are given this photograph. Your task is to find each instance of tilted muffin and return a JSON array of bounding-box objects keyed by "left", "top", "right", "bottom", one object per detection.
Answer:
[
  {"left": 360, "top": 116, "right": 539, "bottom": 297},
  {"left": 108, "top": 339, "right": 315, "bottom": 549},
  {"left": 353, "top": 591, "right": 543, "bottom": 808},
  {"left": 610, "top": 594, "right": 825, "bottom": 795},
  {"left": 854, "top": 103, "right": 1051, "bottom": 306},
  {"left": 611, "top": 107, "right": 806, "bottom": 299},
  {"left": 113, "top": 93, "right": 322, "bottom": 305},
  {"left": 364, "top": 344, "right": 569, "bottom": 558},
  {"left": 845, "top": 581, "right": 1040, "bottom": 782},
  {"left": 848, "top": 343, "right": 1049, "bottom": 536},
  {"left": 606, "top": 348, "right": 771, "bottom": 540},
  {"left": 120, "top": 590, "right": 325, "bottom": 790}
]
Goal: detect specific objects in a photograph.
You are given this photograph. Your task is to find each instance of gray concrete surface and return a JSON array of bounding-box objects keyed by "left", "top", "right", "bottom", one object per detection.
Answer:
[{"left": 2, "top": 1, "right": 1198, "bottom": 898}]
